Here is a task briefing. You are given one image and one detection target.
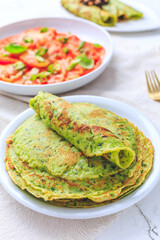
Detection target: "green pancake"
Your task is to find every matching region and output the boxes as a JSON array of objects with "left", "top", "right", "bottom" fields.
[
  {"left": 6, "top": 143, "right": 137, "bottom": 202},
  {"left": 102, "top": 0, "right": 143, "bottom": 21},
  {"left": 12, "top": 114, "right": 121, "bottom": 180},
  {"left": 61, "top": 0, "right": 117, "bottom": 26},
  {"left": 29, "top": 92, "right": 135, "bottom": 169},
  {"left": 5, "top": 94, "right": 153, "bottom": 207},
  {"left": 61, "top": 0, "right": 143, "bottom": 26},
  {"left": 5, "top": 118, "right": 153, "bottom": 206}
]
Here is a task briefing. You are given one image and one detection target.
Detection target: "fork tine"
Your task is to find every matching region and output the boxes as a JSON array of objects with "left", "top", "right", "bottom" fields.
[
  {"left": 145, "top": 71, "right": 152, "bottom": 93},
  {"left": 151, "top": 70, "right": 160, "bottom": 91},
  {"left": 147, "top": 71, "right": 157, "bottom": 92},
  {"left": 152, "top": 70, "right": 160, "bottom": 89}
]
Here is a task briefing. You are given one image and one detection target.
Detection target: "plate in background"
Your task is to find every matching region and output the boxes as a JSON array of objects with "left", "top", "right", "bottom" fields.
[
  {"left": 61, "top": 0, "right": 160, "bottom": 33},
  {"left": 104, "top": 0, "right": 160, "bottom": 32}
]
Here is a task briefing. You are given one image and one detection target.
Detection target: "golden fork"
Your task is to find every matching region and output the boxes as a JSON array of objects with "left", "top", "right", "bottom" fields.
[{"left": 145, "top": 70, "right": 160, "bottom": 101}]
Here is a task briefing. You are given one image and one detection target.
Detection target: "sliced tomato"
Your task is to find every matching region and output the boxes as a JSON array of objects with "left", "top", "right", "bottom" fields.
[
  {"left": 47, "top": 74, "right": 65, "bottom": 84},
  {"left": 20, "top": 50, "right": 50, "bottom": 68},
  {"left": 67, "top": 35, "right": 81, "bottom": 49},
  {"left": 20, "top": 27, "right": 56, "bottom": 48},
  {"left": 66, "top": 62, "right": 84, "bottom": 81},
  {"left": 0, "top": 34, "right": 21, "bottom": 56},
  {"left": 47, "top": 40, "right": 66, "bottom": 61},
  {"left": 0, "top": 64, "right": 24, "bottom": 83},
  {"left": 66, "top": 71, "right": 81, "bottom": 81},
  {"left": 0, "top": 35, "right": 20, "bottom": 48},
  {"left": 0, "top": 56, "right": 18, "bottom": 64}
]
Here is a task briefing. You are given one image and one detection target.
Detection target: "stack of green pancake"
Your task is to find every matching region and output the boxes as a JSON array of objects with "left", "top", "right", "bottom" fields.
[
  {"left": 61, "top": 0, "right": 143, "bottom": 27},
  {"left": 5, "top": 92, "right": 153, "bottom": 208}
]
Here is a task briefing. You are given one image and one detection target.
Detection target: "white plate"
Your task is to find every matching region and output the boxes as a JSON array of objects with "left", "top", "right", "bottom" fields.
[
  {"left": 105, "top": 0, "right": 160, "bottom": 32},
  {"left": 0, "top": 17, "right": 113, "bottom": 96},
  {"left": 61, "top": 0, "right": 160, "bottom": 33},
  {"left": 0, "top": 95, "right": 160, "bottom": 219}
]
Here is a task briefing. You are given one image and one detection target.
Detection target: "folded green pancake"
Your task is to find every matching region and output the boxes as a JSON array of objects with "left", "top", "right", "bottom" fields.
[
  {"left": 61, "top": 0, "right": 117, "bottom": 26},
  {"left": 29, "top": 92, "right": 135, "bottom": 169},
  {"left": 61, "top": 0, "right": 143, "bottom": 26},
  {"left": 12, "top": 114, "right": 121, "bottom": 180},
  {"left": 102, "top": 0, "right": 143, "bottom": 21}
]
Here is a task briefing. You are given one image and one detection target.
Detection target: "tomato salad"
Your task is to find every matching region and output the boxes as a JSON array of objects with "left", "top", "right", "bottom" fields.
[{"left": 0, "top": 27, "right": 105, "bottom": 85}]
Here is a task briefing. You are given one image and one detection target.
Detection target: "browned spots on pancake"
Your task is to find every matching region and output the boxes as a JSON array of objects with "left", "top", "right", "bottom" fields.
[
  {"left": 120, "top": 130, "right": 129, "bottom": 138},
  {"left": 48, "top": 111, "right": 53, "bottom": 119},
  {"left": 58, "top": 111, "right": 71, "bottom": 127},
  {"left": 88, "top": 109, "right": 106, "bottom": 119},
  {"left": 51, "top": 117, "right": 57, "bottom": 126},
  {"left": 43, "top": 101, "right": 53, "bottom": 119},
  {"left": 5, "top": 144, "right": 15, "bottom": 169},
  {"left": 72, "top": 121, "right": 90, "bottom": 133},
  {"left": 45, "top": 128, "right": 52, "bottom": 137},
  {"left": 44, "top": 101, "right": 51, "bottom": 111},
  {"left": 119, "top": 124, "right": 125, "bottom": 127},
  {"left": 63, "top": 178, "right": 88, "bottom": 191},
  {"left": 57, "top": 146, "right": 79, "bottom": 166},
  {"left": 59, "top": 100, "right": 71, "bottom": 110},
  {"left": 6, "top": 135, "right": 13, "bottom": 144},
  {"left": 6, "top": 157, "right": 15, "bottom": 169},
  {"left": 92, "top": 125, "right": 119, "bottom": 139},
  {"left": 64, "top": 179, "right": 80, "bottom": 188}
]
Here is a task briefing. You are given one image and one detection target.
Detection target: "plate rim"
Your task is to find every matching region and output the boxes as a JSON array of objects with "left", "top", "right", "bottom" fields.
[{"left": 0, "top": 95, "right": 160, "bottom": 219}]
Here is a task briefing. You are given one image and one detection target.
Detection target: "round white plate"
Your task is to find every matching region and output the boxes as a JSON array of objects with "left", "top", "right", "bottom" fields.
[
  {"left": 104, "top": 0, "right": 160, "bottom": 33},
  {"left": 0, "top": 17, "right": 113, "bottom": 96},
  {"left": 61, "top": 0, "right": 160, "bottom": 33},
  {"left": 0, "top": 95, "right": 160, "bottom": 219}
]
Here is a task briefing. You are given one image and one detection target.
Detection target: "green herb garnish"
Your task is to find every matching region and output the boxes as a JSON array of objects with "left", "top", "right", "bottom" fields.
[
  {"left": 30, "top": 75, "right": 37, "bottom": 81},
  {"left": 4, "top": 43, "right": 27, "bottom": 54},
  {"left": 47, "top": 63, "right": 61, "bottom": 74},
  {"left": 78, "top": 41, "right": 85, "bottom": 50},
  {"left": 30, "top": 70, "right": 50, "bottom": 81},
  {"left": 67, "top": 54, "right": 94, "bottom": 71},
  {"left": 38, "top": 71, "right": 51, "bottom": 79},
  {"left": 36, "top": 48, "right": 48, "bottom": 56},
  {"left": 62, "top": 47, "right": 69, "bottom": 54},
  {"left": 58, "top": 37, "right": 68, "bottom": 44},
  {"left": 67, "top": 59, "right": 80, "bottom": 71},
  {"left": 38, "top": 71, "right": 51, "bottom": 82},
  {"left": 24, "top": 38, "right": 33, "bottom": 43},
  {"left": 30, "top": 68, "right": 39, "bottom": 81},
  {"left": 48, "top": 64, "right": 54, "bottom": 73},
  {"left": 36, "top": 55, "right": 44, "bottom": 62},
  {"left": 13, "top": 61, "right": 26, "bottom": 70},
  {"left": 40, "top": 27, "right": 48, "bottom": 33},
  {"left": 93, "top": 43, "right": 102, "bottom": 48},
  {"left": 76, "top": 54, "right": 94, "bottom": 69}
]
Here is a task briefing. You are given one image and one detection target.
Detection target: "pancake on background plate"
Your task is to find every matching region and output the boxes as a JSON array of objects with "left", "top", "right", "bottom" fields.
[{"left": 61, "top": 0, "right": 143, "bottom": 26}]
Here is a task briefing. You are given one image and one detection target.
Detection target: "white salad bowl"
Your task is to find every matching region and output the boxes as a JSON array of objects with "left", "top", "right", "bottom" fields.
[{"left": 0, "top": 17, "right": 113, "bottom": 96}]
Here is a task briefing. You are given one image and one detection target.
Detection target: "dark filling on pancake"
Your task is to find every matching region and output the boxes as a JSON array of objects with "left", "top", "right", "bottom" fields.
[{"left": 81, "top": 0, "right": 109, "bottom": 7}]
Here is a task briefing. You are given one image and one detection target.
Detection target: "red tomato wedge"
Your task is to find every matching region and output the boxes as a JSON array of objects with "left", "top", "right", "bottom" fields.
[
  {"left": 0, "top": 27, "right": 105, "bottom": 85},
  {"left": 0, "top": 64, "right": 24, "bottom": 83},
  {"left": 0, "top": 56, "right": 19, "bottom": 64},
  {"left": 20, "top": 50, "right": 50, "bottom": 68}
]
